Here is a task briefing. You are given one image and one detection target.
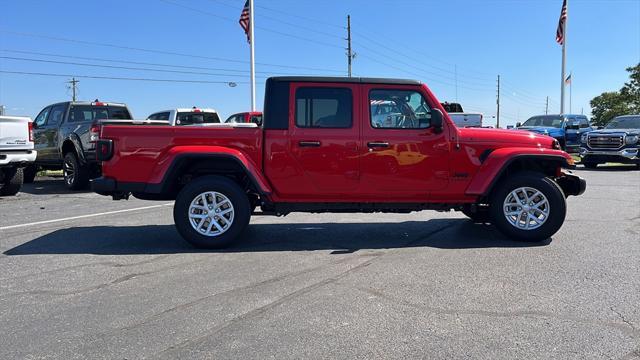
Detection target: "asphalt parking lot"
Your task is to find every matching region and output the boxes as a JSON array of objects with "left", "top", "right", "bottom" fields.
[{"left": 1, "top": 167, "right": 639, "bottom": 359}]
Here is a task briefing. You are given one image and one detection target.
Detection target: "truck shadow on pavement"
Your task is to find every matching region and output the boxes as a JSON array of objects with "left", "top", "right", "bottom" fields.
[
  {"left": 3, "top": 219, "right": 550, "bottom": 256},
  {"left": 20, "top": 178, "right": 93, "bottom": 195}
]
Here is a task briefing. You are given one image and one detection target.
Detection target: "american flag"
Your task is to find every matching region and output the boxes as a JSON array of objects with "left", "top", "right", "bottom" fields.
[
  {"left": 239, "top": 0, "right": 251, "bottom": 43},
  {"left": 556, "top": 0, "right": 567, "bottom": 45}
]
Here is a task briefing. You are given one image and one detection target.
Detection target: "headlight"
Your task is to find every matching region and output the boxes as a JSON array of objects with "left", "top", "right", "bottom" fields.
[
  {"left": 552, "top": 139, "right": 561, "bottom": 150},
  {"left": 581, "top": 133, "right": 588, "bottom": 143},
  {"left": 626, "top": 135, "right": 639, "bottom": 145}
]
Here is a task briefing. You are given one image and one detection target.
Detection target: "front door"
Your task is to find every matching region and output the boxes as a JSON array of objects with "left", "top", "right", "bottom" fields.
[
  {"left": 359, "top": 85, "right": 450, "bottom": 200},
  {"left": 270, "top": 83, "right": 361, "bottom": 200}
]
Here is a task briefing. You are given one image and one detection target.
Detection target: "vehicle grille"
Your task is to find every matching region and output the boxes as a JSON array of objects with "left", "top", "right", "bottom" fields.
[{"left": 588, "top": 135, "right": 623, "bottom": 149}]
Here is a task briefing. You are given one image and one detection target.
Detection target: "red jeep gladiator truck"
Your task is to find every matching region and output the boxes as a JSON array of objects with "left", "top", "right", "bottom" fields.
[{"left": 92, "top": 77, "right": 586, "bottom": 248}]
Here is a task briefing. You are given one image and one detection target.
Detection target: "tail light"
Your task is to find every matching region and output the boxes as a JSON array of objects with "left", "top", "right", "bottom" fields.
[
  {"left": 90, "top": 122, "right": 100, "bottom": 144},
  {"left": 96, "top": 139, "right": 114, "bottom": 161},
  {"left": 28, "top": 122, "right": 34, "bottom": 142}
]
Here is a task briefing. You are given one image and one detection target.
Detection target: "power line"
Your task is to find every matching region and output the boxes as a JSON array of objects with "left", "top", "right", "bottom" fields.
[
  {"left": 0, "top": 70, "right": 253, "bottom": 84},
  {"left": 0, "top": 30, "right": 344, "bottom": 73},
  {"left": 0, "top": 55, "right": 302, "bottom": 79},
  {"left": 0, "top": 49, "right": 319, "bottom": 75},
  {"left": 158, "top": 0, "right": 345, "bottom": 50}
]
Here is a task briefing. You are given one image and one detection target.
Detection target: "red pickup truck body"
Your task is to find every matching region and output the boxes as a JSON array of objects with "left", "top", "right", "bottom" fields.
[{"left": 93, "top": 77, "right": 585, "bottom": 248}]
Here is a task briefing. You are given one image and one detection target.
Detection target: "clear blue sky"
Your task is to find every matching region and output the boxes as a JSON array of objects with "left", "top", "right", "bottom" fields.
[{"left": 1, "top": 0, "right": 639, "bottom": 126}]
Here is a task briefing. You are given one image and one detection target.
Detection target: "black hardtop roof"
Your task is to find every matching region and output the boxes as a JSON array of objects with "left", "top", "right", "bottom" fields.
[{"left": 268, "top": 76, "right": 421, "bottom": 86}]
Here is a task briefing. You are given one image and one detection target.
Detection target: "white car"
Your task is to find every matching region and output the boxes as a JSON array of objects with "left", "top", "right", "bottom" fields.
[
  {"left": 146, "top": 107, "right": 221, "bottom": 126},
  {"left": 0, "top": 116, "right": 37, "bottom": 196},
  {"left": 448, "top": 112, "right": 483, "bottom": 128}
]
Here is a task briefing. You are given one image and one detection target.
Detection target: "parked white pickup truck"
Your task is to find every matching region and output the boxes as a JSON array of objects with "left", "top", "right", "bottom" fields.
[
  {"left": 448, "top": 112, "right": 483, "bottom": 128},
  {"left": 0, "top": 116, "right": 36, "bottom": 196},
  {"left": 146, "top": 107, "right": 221, "bottom": 126}
]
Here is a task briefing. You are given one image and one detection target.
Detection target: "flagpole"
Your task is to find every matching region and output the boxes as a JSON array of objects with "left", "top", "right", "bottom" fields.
[
  {"left": 249, "top": 0, "right": 256, "bottom": 111},
  {"left": 560, "top": 0, "right": 567, "bottom": 114},
  {"left": 569, "top": 74, "right": 572, "bottom": 113}
]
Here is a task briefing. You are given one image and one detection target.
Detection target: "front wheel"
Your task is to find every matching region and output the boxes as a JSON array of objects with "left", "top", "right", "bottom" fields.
[
  {"left": 22, "top": 165, "right": 37, "bottom": 184},
  {"left": 489, "top": 173, "right": 566, "bottom": 242},
  {"left": 173, "top": 175, "right": 251, "bottom": 249}
]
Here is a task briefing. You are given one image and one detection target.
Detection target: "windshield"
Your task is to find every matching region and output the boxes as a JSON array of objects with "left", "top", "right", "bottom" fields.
[
  {"left": 521, "top": 115, "right": 564, "bottom": 128},
  {"left": 176, "top": 112, "right": 220, "bottom": 125},
  {"left": 605, "top": 116, "right": 640, "bottom": 129}
]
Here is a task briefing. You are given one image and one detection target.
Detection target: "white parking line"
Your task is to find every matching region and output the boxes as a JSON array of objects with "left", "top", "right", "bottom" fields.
[{"left": 0, "top": 203, "right": 173, "bottom": 231}]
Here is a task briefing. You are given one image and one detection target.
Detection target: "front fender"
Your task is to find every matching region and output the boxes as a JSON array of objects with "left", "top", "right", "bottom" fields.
[
  {"left": 465, "top": 147, "right": 574, "bottom": 197},
  {"left": 150, "top": 145, "right": 272, "bottom": 195}
]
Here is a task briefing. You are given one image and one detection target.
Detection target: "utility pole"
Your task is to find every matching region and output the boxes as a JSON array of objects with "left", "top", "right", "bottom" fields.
[
  {"left": 545, "top": 96, "right": 549, "bottom": 115},
  {"left": 67, "top": 77, "right": 79, "bottom": 102},
  {"left": 346, "top": 15, "right": 353, "bottom": 77},
  {"left": 496, "top": 75, "right": 500, "bottom": 129}
]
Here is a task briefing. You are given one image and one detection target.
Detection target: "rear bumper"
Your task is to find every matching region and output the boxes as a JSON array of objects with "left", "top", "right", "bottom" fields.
[
  {"left": 0, "top": 150, "right": 37, "bottom": 167},
  {"left": 91, "top": 176, "right": 145, "bottom": 197},
  {"left": 555, "top": 171, "right": 587, "bottom": 197}
]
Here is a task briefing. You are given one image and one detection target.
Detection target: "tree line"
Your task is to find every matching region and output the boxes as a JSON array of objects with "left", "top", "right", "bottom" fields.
[{"left": 590, "top": 63, "right": 640, "bottom": 126}]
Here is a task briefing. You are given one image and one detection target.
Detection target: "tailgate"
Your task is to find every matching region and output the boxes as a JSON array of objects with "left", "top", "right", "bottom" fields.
[{"left": 0, "top": 116, "right": 33, "bottom": 150}]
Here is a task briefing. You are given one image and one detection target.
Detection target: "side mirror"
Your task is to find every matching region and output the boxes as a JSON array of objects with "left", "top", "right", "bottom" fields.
[
  {"left": 516, "top": 122, "right": 522, "bottom": 128},
  {"left": 431, "top": 109, "right": 443, "bottom": 133}
]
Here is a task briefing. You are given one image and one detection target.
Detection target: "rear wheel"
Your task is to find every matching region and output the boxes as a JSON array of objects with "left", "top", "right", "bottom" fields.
[
  {"left": 63, "top": 152, "right": 89, "bottom": 190},
  {"left": 0, "top": 167, "right": 24, "bottom": 196},
  {"left": 22, "top": 165, "right": 37, "bottom": 184},
  {"left": 174, "top": 175, "right": 251, "bottom": 249},
  {"left": 489, "top": 172, "right": 566, "bottom": 242}
]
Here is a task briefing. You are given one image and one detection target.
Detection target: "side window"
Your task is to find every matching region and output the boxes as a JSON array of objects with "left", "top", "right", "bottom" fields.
[
  {"left": 47, "top": 105, "right": 67, "bottom": 126},
  {"left": 369, "top": 89, "right": 431, "bottom": 129},
  {"left": 34, "top": 107, "right": 51, "bottom": 127},
  {"left": 580, "top": 118, "right": 590, "bottom": 128},
  {"left": 295, "top": 87, "right": 352, "bottom": 128}
]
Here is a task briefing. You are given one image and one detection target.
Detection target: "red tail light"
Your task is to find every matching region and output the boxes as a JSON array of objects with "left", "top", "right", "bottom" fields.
[
  {"left": 90, "top": 122, "right": 100, "bottom": 144},
  {"left": 28, "top": 122, "right": 34, "bottom": 142}
]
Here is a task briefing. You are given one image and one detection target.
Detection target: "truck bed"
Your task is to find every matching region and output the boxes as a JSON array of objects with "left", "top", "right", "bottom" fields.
[{"left": 100, "top": 124, "right": 263, "bottom": 184}]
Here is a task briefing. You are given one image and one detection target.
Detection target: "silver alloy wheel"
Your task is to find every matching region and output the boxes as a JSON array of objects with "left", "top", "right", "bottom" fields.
[
  {"left": 188, "top": 191, "right": 235, "bottom": 237},
  {"left": 503, "top": 186, "right": 550, "bottom": 230},
  {"left": 63, "top": 158, "right": 75, "bottom": 185}
]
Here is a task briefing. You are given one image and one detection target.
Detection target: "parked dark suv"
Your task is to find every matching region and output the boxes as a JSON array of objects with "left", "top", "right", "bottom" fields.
[{"left": 25, "top": 100, "right": 133, "bottom": 189}]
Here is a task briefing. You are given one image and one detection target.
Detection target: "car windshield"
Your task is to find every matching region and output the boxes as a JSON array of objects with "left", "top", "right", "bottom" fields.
[
  {"left": 605, "top": 116, "right": 640, "bottom": 129},
  {"left": 521, "top": 116, "right": 564, "bottom": 128},
  {"left": 176, "top": 112, "right": 220, "bottom": 125}
]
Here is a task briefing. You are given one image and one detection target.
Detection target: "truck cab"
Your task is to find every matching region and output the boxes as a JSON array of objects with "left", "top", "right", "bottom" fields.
[{"left": 93, "top": 77, "right": 586, "bottom": 248}]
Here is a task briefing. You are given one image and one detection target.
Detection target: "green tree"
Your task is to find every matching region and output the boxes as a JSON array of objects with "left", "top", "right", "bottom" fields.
[{"left": 590, "top": 63, "right": 640, "bottom": 126}]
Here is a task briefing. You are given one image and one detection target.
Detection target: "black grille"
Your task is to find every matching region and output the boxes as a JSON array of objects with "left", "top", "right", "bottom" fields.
[{"left": 588, "top": 135, "right": 623, "bottom": 149}]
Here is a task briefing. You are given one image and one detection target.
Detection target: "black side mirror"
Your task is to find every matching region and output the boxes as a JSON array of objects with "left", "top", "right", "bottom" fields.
[
  {"left": 431, "top": 109, "right": 443, "bottom": 133},
  {"left": 516, "top": 122, "right": 522, "bottom": 128}
]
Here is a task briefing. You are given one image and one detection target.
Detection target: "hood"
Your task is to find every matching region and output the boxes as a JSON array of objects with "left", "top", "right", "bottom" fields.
[
  {"left": 517, "top": 126, "right": 564, "bottom": 135},
  {"left": 588, "top": 128, "right": 640, "bottom": 136},
  {"left": 458, "top": 127, "right": 555, "bottom": 148}
]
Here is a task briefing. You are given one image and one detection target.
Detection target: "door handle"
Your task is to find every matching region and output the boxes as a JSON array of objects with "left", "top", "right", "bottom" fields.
[
  {"left": 367, "top": 141, "right": 390, "bottom": 148},
  {"left": 298, "top": 141, "right": 321, "bottom": 147}
]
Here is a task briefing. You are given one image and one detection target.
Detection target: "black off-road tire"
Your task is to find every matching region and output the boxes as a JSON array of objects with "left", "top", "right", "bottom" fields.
[
  {"left": 489, "top": 172, "right": 566, "bottom": 242},
  {"left": 174, "top": 175, "right": 251, "bottom": 249},
  {"left": 63, "top": 152, "right": 89, "bottom": 190},
  {"left": 0, "top": 167, "right": 24, "bottom": 196},
  {"left": 22, "top": 165, "right": 37, "bottom": 184}
]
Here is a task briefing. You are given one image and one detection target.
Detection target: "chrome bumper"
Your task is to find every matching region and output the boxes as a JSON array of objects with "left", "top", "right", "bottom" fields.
[{"left": 579, "top": 147, "right": 639, "bottom": 159}]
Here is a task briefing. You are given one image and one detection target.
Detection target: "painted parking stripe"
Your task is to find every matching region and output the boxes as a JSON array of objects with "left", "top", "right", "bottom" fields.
[{"left": 0, "top": 203, "right": 173, "bottom": 231}]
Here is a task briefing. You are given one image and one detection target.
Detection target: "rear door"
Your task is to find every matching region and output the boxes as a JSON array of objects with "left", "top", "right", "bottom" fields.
[
  {"left": 359, "top": 85, "right": 450, "bottom": 199},
  {"left": 277, "top": 82, "right": 361, "bottom": 199}
]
